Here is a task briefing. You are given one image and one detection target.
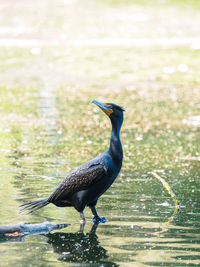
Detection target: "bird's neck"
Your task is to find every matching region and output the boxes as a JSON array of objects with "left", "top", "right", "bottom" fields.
[{"left": 109, "top": 120, "right": 123, "bottom": 163}]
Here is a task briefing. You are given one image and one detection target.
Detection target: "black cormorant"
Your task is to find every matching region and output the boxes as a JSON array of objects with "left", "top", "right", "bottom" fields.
[{"left": 21, "top": 100, "right": 124, "bottom": 223}]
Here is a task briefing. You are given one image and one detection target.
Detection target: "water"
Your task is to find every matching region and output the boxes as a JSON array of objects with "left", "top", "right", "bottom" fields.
[
  {"left": 0, "top": 88, "right": 199, "bottom": 266},
  {"left": 0, "top": 0, "right": 200, "bottom": 266}
]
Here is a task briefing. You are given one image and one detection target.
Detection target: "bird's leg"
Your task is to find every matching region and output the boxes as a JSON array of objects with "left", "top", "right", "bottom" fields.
[
  {"left": 90, "top": 221, "right": 100, "bottom": 234},
  {"left": 79, "top": 222, "right": 86, "bottom": 233},
  {"left": 90, "top": 206, "right": 107, "bottom": 223},
  {"left": 80, "top": 211, "right": 86, "bottom": 224}
]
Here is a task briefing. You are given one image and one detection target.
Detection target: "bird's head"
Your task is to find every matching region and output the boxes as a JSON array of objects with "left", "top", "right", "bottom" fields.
[{"left": 92, "top": 100, "right": 125, "bottom": 125}]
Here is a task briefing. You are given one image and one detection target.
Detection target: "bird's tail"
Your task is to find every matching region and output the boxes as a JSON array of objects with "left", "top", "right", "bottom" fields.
[{"left": 20, "top": 198, "right": 49, "bottom": 213}]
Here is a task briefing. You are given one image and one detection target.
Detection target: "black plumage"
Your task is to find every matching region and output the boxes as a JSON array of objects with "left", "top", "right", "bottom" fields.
[{"left": 21, "top": 100, "right": 124, "bottom": 223}]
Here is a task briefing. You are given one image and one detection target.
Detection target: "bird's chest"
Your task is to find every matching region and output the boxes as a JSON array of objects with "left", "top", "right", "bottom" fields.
[
  {"left": 79, "top": 158, "right": 122, "bottom": 204},
  {"left": 107, "top": 156, "right": 122, "bottom": 176}
]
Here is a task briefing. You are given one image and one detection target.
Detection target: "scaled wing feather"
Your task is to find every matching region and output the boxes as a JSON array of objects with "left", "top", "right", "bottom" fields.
[{"left": 49, "top": 163, "right": 107, "bottom": 201}]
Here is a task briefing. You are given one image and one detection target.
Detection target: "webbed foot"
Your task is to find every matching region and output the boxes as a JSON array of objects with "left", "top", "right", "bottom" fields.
[{"left": 92, "top": 216, "right": 107, "bottom": 223}]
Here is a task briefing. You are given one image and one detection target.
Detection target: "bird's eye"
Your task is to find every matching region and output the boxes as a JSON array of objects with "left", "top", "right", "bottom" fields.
[{"left": 106, "top": 104, "right": 112, "bottom": 109}]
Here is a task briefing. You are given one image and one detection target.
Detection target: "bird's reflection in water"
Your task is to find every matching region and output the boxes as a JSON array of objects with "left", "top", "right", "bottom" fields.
[{"left": 46, "top": 223, "right": 118, "bottom": 266}]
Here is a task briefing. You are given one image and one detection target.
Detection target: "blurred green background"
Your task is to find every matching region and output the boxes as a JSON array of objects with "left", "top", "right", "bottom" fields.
[{"left": 0, "top": 0, "right": 199, "bottom": 266}]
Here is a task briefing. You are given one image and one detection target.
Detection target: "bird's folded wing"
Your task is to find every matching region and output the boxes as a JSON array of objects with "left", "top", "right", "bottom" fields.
[{"left": 49, "top": 163, "right": 107, "bottom": 201}]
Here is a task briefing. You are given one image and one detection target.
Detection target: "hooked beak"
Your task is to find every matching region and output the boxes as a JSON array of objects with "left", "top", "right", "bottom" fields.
[{"left": 92, "top": 100, "right": 113, "bottom": 116}]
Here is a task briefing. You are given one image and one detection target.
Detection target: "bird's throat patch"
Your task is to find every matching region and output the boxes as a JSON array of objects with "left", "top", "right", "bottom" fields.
[
  {"left": 102, "top": 104, "right": 113, "bottom": 116},
  {"left": 104, "top": 108, "right": 114, "bottom": 116}
]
